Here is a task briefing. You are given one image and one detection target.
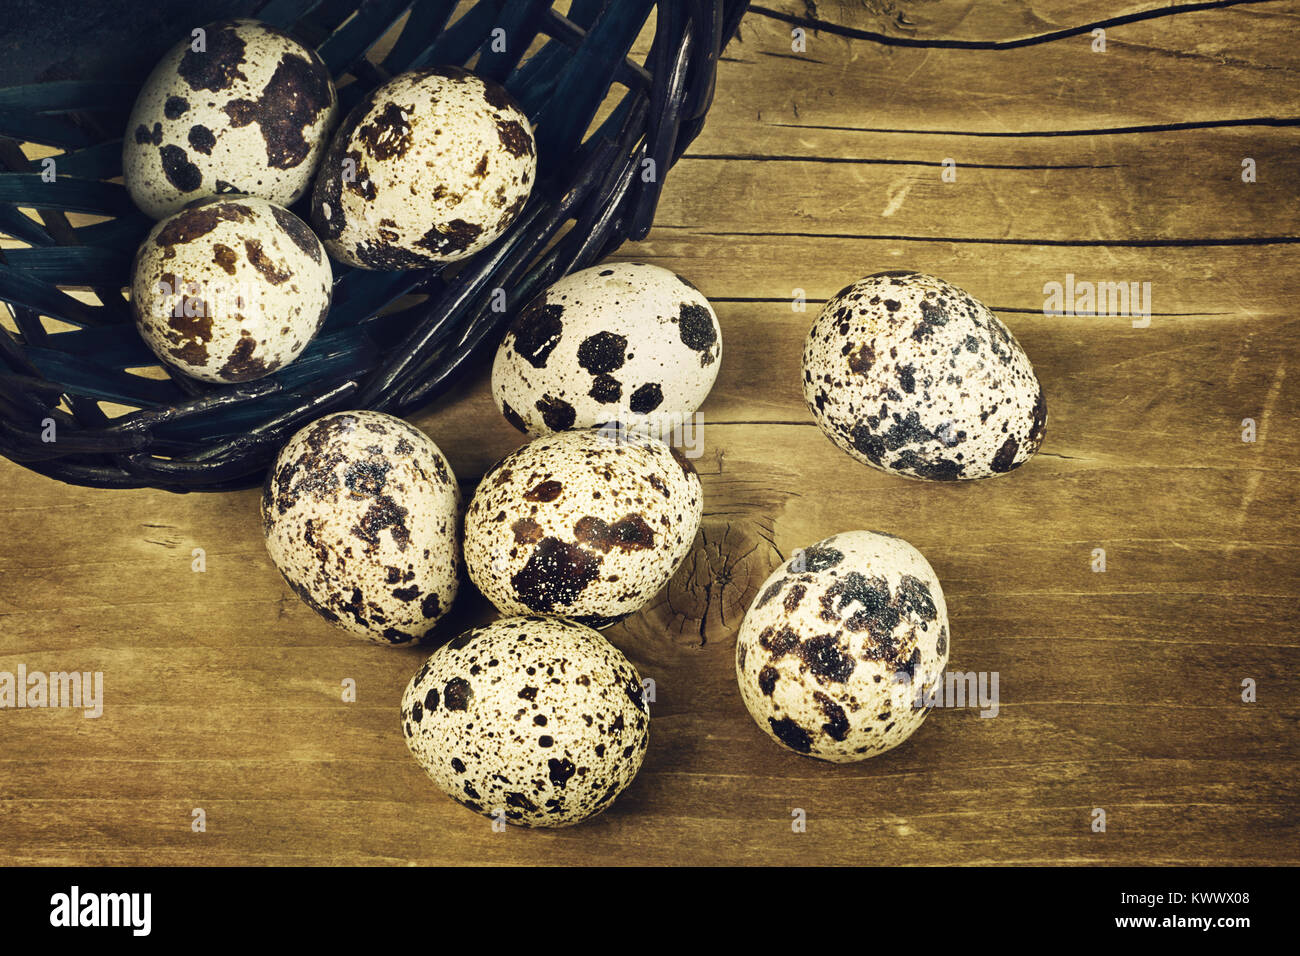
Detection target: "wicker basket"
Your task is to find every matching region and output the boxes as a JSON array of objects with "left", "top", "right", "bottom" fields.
[{"left": 0, "top": 0, "right": 746, "bottom": 491}]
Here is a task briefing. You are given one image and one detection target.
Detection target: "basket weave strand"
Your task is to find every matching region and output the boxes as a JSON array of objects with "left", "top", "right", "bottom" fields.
[{"left": 0, "top": 0, "right": 748, "bottom": 491}]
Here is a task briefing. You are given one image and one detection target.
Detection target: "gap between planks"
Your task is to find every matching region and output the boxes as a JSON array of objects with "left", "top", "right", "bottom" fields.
[{"left": 746, "top": 0, "right": 1284, "bottom": 51}]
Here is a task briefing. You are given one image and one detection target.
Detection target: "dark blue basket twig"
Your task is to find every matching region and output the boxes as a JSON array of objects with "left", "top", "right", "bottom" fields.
[{"left": 0, "top": 0, "right": 747, "bottom": 491}]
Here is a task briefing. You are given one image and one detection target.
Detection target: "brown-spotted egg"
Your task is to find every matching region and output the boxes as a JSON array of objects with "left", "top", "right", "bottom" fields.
[
  {"left": 735, "top": 531, "right": 949, "bottom": 762},
  {"left": 123, "top": 18, "right": 337, "bottom": 219},
  {"left": 491, "top": 262, "right": 722, "bottom": 436},
  {"left": 310, "top": 66, "right": 535, "bottom": 270},
  {"left": 463, "top": 429, "right": 702, "bottom": 627},
  {"left": 130, "top": 195, "right": 330, "bottom": 382},
  {"left": 803, "top": 272, "right": 1047, "bottom": 480},
  {"left": 401, "top": 616, "right": 650, "bottom": 827},
  {"left": 262, "top": 411, "right": 461, "bottom": 644}
]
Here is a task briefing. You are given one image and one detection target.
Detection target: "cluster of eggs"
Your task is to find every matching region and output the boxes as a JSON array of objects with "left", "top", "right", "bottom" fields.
[
  {"left": 124, "top": 19, "right": 536, "bottom": 383},
  {"left": 254, "top": 260, "right": 1047, "bottom": 824},
  {"left": 122, "top": 19, "right": 1051, "bottom": 829},
  {"left": 260, "top": 412, "right": 704, "bottom": 827},
  {"left": 259, "top": 263, "right": 721, "bottom": 826}
]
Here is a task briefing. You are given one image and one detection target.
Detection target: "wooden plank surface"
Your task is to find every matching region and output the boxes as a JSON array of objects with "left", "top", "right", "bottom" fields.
[{"left": 1, "top": 1, "right": 1298, "bottom": 865}]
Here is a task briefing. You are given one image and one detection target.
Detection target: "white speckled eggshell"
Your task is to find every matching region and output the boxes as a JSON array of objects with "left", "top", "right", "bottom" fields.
[
  {"left": 401, "top": 616, "right": 650, "bottom": 827},
  {"left": 130, "top": 196, "right": 331, "bottom": 383},
  {"left": 463, "top": 429, "right": 702, "bottom": 626},
  {"left": 310, "top": 66, "right": 535, "bottom": 270},
  {"left": 261, "top": 411, "right": 461, "bottom": 644},
  {"left": 491, "top": 262, "right": 722, "bottom": 436},
  {"left": 123, "top": 18, "right": 337, "bottom": 219},
  {"left": 802, "top": 271, "right": 1047, "bottom": 480},
  {"left": 735, "top": 530, "right": 949, "bottom": 762}
]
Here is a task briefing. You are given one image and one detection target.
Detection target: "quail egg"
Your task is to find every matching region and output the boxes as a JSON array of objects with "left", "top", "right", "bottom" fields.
[
  {"left": 131, "top": 195, "right": 330, "bottom": 382},
  {"left": 803, "top": 271, "right": 1047, "bottom": 480},
  {"left": 401, "top": 616, "right": 650, "bottom": 827},
  {"left": 123, "top": 18, "right": 337, "bottom": 219},
  {"left": 463, "top": 428, "right": 702, "bottom": 626},
  {"left": 262, "top": 410, "right": 461, "bottom": 644},
  {"left": 735, "top": 530, "right": 949, "bottom": 762},
  {"left": 310, "top": 66, "right": 535, "bottom": 270},
  {"left": 491, "top": 262, "right": 722, "bottom": 436}
]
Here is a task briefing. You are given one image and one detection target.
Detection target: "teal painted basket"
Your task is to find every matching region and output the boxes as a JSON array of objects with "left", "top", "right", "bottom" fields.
[{"left": 0, "top": 0, "right": 747, "bottom": 491}]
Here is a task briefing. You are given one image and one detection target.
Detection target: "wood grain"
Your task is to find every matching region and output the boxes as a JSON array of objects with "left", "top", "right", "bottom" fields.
[{"left": 1, "top": 1, "right": 1297, "bottom": 865}]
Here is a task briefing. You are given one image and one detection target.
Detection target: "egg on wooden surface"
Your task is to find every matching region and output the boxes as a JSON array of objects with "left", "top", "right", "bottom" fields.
[
  {"left": 261, "top": 411, "right": 461, "bottom": 644},
  {"left": 463, "top": 429, "right": 702, "bottom": 627},
  {"left": 491, "top": 262, "right": 722, "bottom": 436},
  {"left": 130, "top": 195, "right": 331, "bottom": 382},
  {"left": 123, "top": 18, "right": 337, "bottom": 219},
  {"left": 401, "top": 616, "right": 650, "bottom": 827},
  {"left": 735, "top": 531, "right": 949, "bottom": 762},
  {"left": 310, "top": 66, "right": 535, "bottom": 270},
  {"left": 802, "top": 271, "right": 1047, "bottom": 480}
]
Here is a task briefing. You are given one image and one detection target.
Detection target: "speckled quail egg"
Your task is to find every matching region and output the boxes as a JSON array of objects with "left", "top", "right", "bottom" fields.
[
  {"left": 123, "top": 18, "right": 337, "bottom": 219},
  {"left": 735, "top": 530, "right": 949, "bottom": 762},
  {"left": 261, "top": 410, "right": 461, "bottom": 644},
  {"left": 803, "top": 271, "right": 1047, "bottom": 480},
  {"left": 310, "top": 66, "right": 535, "bottom": 270},
  {"left": 401, "top": 616, "right": 650, "bottom": 827},
  {"left": 463, "top": 428, "right": 702, "bottom": 627},
  {"left": 130, "top": 195, "right": 331, "bottom": 382},
  {"left": 491, "top": 262, "right": 723, "bottom": 436}
]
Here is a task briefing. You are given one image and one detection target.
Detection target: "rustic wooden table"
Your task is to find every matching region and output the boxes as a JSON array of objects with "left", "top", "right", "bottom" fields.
[{"left": 2, "top": 1, "right": 1297, "bottom": 866}]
